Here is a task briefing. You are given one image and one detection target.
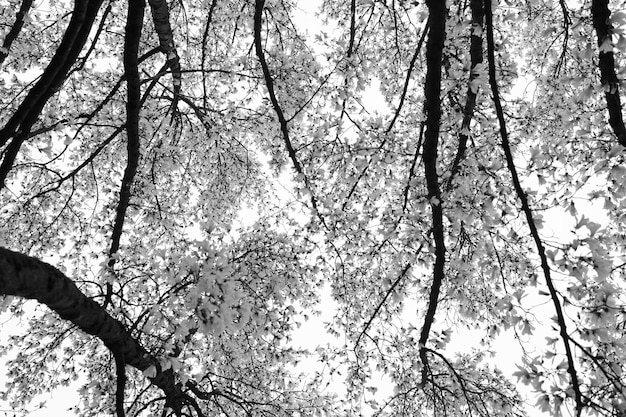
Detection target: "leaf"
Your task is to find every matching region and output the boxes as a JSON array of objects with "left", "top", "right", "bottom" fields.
[{"left": 143, "top": 365, "right": 157, "bottom": 378}]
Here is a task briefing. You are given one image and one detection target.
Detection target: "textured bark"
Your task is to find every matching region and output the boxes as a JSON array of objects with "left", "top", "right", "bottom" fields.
[
  {"left": 0, "top": 247, "right": 186, "bottom": 412},
  {"left": 147, "top": 0, "right": 181, "bottom": 94},
  {"left": 418, "top": 0, "right": 447, "bottom": 387},
  {"left": 591, "top": 0, "right": 626, "bottom": 147}
]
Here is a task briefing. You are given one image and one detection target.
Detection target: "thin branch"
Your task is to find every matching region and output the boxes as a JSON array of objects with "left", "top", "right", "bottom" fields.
[
  {"left": 386, "top": 17, "right": 430, "bottom": 134},
  {"left": 554, "top": 0, "right": 570, "bottom": 74},
  {"left": 402, "top": 122, "right": 425, "bottom": 212},
  {"left": 200, "top": 0, "right": 218, "bottom": 109},
  {"left": 355, "top": 262, "right": 413, "bottom": 347},
  {"left": 484, "top": 1, "right": 583, "bottom": 414},
  {"left": 253, "top": 0, "right": 301, "bottom": 175},
  {"left": 340, "top": 18, "right": 429, "bottom": 210},
  {"left": 253, "top": 0, "right": 325, "bottom": 225}
]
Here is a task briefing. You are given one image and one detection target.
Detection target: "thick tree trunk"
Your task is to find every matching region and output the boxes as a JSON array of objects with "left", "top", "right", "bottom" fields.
[
  {"left": 418, "top": 0, "right": 447, "bottom": 387},
  {"left": 591, "top": 0, "right": 626, "bottom": 147},
  {"left": 0, "top": 247, "right": 186, "bottom": 412}
]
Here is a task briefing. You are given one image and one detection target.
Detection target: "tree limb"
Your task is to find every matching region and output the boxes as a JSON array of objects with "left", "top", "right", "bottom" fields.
[
  {"left": 0, "top": 247, "right": 188, "bottom": 413},
  {"left": 446, "top": 0, "right": 484, "bottom": 190},
  {"left": 0, "top": 0, "right": 105, "bottom": 187},
  {"left": 0, "top": 0, "right": 34, "bottom": 65},
  {"left": 418, "top": 0, "right": 447, "bottom": 388},
  {"left": 114, "top": 349, "right": 127, "bottom": 417},
  {"left": 484, "top": 1, "right": 583, "bottom": 414},
  {"left": 591, "top": 0, "right": 626, "bottom": 147},
  {"left": 147, "top": 0, "right": 182, "bottom": 108},
  {"left": 253, "top": 0, "right": 325, "bottom": 224},
  {"left": 104, "top": 0, "right": 145, "bottom": 308}
]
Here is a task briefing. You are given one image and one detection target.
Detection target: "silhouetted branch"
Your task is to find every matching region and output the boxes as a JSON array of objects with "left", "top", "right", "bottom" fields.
[
  {"left": 0, "top": 0, "right": 105, "bottom": 187},
  {"left": 356, "top": 262, "right": 413, "bottom": 347},
  {"left": 0, "top": 247, "right": 188, "bottom": 414},
  {"left": 253, "top": 0, "right": 326, "bottom": 224},
  {"left": 104, "top": 0, "right": 145, "bottom": 308},
  {"left": 591, "top": 0, "right": 626, "bottom": 146},
  {"left": 386, "top": 17, "right": 429, "bottom": 134},
  {"left": 418, "top": 0, "right": 447, "bottom": 388},
  {"left": 0, "top": 0, "right": 34, "bottom": 65},
  {"left": 484, "top": 1, "right": 583, "bottom": 414},
  {"left": 341, "top": 17, "right": 429, "bottom": 210},
  {"left": 446, "top": 0, "right": 484, "bottom": 190}
]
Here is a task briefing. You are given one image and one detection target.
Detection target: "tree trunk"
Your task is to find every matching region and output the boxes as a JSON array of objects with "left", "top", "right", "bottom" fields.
[{"left": 0, "top": 247, "right": 186, "bottom": 412}]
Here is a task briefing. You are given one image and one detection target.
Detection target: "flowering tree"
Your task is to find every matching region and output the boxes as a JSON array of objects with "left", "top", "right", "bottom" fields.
[{"left": 1, "top": 0, "right": 625, "bottom": 416}]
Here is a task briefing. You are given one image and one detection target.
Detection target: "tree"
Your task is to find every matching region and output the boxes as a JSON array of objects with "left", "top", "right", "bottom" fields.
[{"left": 1, "top": 0, "right": 625, "bottom": 415}]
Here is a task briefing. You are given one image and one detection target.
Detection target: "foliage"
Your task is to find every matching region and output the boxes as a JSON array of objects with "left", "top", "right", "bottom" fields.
[{"left": 1, "top": 0, "right": 626, "bottom": 416}]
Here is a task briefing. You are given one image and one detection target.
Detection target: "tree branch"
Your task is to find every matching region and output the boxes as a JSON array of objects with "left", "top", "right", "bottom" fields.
[
  {"left": 253, "top": 0, "right": 325, "bottom": 224},
  {"left": 591, "top": 0, "right": 626, "bottom": 147},
  {"left": 114, "top": 349, "right": 127, "bottom": 417},
  {"left": 418, "top": 0, "right": 447, "bottom": 388},
  {"left": 0, "top": 247, "right": 188, "bottom": 413},
  {"left": 446, "top": 0, "right": 483, "bottom": 190},
  {"left": 147, "top": 0, "right": 182, "bottom": 109},
  {"left": 355, "top": 262, "right": 413, "bottom": 347},
  {"left": 0, "top": 0, "right": 105, "bottom": 188},
  {"left": 484, "top": 1, "right": 583, "bottom": 414},
  {"left": 103, "top": 0, "right": 145, "bottom": 308},
  {"left": 0, "top": 0, "right": 34, "bottom": 65}
]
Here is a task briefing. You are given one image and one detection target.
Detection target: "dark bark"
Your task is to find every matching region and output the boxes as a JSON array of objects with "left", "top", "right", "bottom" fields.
[
  {"left": 0, "top": 0, "right": 105, "bottom": 188},
  {"left": 0, "top": 0, "right": 34, "bottom": 65},
  {"left": 0, "top": 247, "right": 187, "bottom": 412},
  {"left": 447, "top": 0, "right": 484, "bottom": 190},
  {"left": 418, "top": 0, "right": 447, "bottom": 387},
  {"left": 591, "top": 0, "right": 626, "bottom": 147},
  {"left": 253, "top": 0, "right": 301, "bottom": 175},
  {"left": 147, "top": 0, "right": 182, "bottom": 99},
  {"left": 484, "top": 1, "right": 583, "bottom": 415},
  {"left": 114, "top": 351, "right": 127, "bottom": 417},
  {"left": 253, "top": 0, "right": 325, "bottom": 225},
  {"left": 386, "top": 18, "right": 430, "bottom": 134},
  {"left": 104, "top": 0, "right": 145, "bottom": 307}
]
